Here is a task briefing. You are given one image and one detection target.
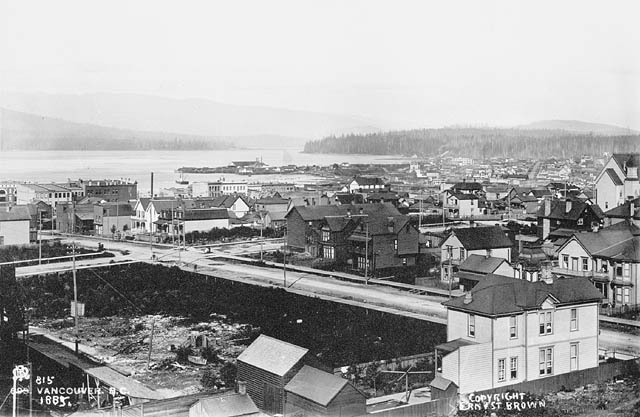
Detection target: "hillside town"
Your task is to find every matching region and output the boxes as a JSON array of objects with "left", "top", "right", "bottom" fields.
[{"left": 1, "top": 152, "right": 639, "bottom": 417}]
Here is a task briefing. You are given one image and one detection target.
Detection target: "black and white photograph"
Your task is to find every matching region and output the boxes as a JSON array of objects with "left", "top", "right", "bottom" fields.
[{"left": 1, "top": 1, "right": 639, "bottom": 416}]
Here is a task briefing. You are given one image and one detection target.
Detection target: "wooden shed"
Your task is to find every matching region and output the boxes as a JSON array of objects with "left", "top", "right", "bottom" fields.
[
  {"left": 429, "top": 374, "right": 458, "bottom": 400},
  {"left": 236, "top": 335, "right": 309, "bottom": 415},
  {"left": 284, "top": 366, "right": 366, "bottom": 417}
]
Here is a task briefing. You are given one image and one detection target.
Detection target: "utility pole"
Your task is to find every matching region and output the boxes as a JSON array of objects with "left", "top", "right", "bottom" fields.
[
  {"left": 147, "top": 317, "right": 156, "bottom": 369},
  {"left": 447, "top": 245, "right": 453, "bottom": 299},
  {"left": 364, "top": 219, "right": 369, "bottom": 285},
  {"left": 283, "top": 232, "right": 287, "bottom": 288},
  {"left": 73, "top": 242, "right": 79, "bottom": 355},
  {"left": 38, "top": 212, "right": 42, "bottom": 265}
]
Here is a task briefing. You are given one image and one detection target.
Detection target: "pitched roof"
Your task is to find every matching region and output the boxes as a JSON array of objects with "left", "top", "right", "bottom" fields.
[
  {"left": 604, "top": 198, "right": 640, "bottom": 219},
  {"left": 452, "top": 182, "right": 483, "bottom": 191},
  {"left": 537, "top": 199, "right": 604, "bottom": 221},
  {"left": 459, "top": 255, "right": 509, "bottom": 274},
  {"left": 183, "top": 208, "right": 229, "bottom": 220},
  {"left": 448, "top": 226, "right": 512, "bottom": 250},
  {"left": 288, "top": 203, "right": 400, "bottom": 221},
  {"left": 285, "top": 366, "right": 357, "bottom": 407},
  {"left": 604, "top": 168, "right": 623, "bottom": 186},
  {"left": 237, "top": 335, "right": 308, "bottom": 376},
  {"left": 449, "top": 192, "right": 479, "bottom": 200},
  {"left": 197, "top": 393, "right": 260, "bottom": 417},
  {"left": 135, "top": 198, "right": 151, "bottom": 211},
  {"left": 612, "top": 153, "right": 640, "bottom": 171},
  {"left": 571, "top": 221, "right": 640, "bottom": 262},
  {"left": 84, "top": 366, "right": 164, "bottom": 400},
  {"left": 444, "top": 275, "right": 604, "bottom": 316},
  {"left": 0, "top": 206, "right": 31, "bottom": 221},
  {"left": 352, "top": 176, "right": 385, "bottom": 186},
  {"left": 430, "top": 375, "right": 457, "bottom": 391}
]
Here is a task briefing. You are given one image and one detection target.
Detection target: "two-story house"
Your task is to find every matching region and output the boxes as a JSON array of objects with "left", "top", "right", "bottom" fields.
[
  {"left": 537, "top": 198, "right": 604, "bottom": 239},
  {"left": 554, "top": 220, "right": 639, "bottom": 307},
  {"left": 595, "top": 153, "right": 640, "bottom": 212},
  {"left": 440, "top": 226, "right": 512, "bottom": 282},
  {"left": 443, "top": 191, "right": 483, "bottom": 218},
  {"left": 131, "top": 198, "right": 151, "bottom": 234},
  {"left": 435, "top": 275, "right": 603, "bottom": 394}
]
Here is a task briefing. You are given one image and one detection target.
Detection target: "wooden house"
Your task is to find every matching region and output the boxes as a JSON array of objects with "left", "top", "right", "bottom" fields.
[
  {"left": 236, "top": 335, "right": 309, "bottom": 415},
  {"left": 284, "top": 366, "right": 366, "bottom": 417}
]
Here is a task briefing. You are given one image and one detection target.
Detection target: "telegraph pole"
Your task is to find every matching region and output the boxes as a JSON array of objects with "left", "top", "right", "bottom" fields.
[
  {"left": 73, "top": 242, "right": 79, "bottom": 354},
  {"left": 364, "top": 220, "right": 369, "bottom": 285},
  {"left": 283, "top": 232, "right": 287, "bottom": 287}
]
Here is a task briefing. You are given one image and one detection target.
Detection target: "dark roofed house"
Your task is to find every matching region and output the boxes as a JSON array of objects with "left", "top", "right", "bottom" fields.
[
  {"left": 435, "top": 274, "right": 603, "bottom": 393},
  {"left": 236, "top": 335, "right": 310, "bottom": 415},
  {"left": 457, "top": 254, "right": 514, "bottom": 291},
  {"left": 440, "top": 226, "right": 512, "bottom": 282},
  {"left": 537, "top": 198, "right": 604, "bottom": 239},
  {"left": 347, "top": 176, "right": 389, "bottom": 194},
  {"left": 284, "top": 366, "right": 366, "bottom": 417}
]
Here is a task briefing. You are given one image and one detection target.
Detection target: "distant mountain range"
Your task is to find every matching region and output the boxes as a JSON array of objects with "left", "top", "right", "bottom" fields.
[
  {"left": 0, "top": 108, "right": 232, "bottom": 151},
  {"left": 516, "top": 120, "right": 638, "bottom": 136},
  {"left": 0, "top": 92, "right": 380, "bottom": 149}
]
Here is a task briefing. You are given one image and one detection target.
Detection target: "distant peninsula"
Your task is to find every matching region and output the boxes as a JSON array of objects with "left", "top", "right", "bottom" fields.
[
  {"left": 303, "top": 123, "right": 640, "bottom": 159},
  {"left": 0, "top": 108, "right": 233, "bottom": 151}
]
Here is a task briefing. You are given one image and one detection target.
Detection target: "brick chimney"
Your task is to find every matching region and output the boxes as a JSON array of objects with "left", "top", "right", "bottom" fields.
[{"left": 387, "top": 216, "right": 395, "bottom": 233}]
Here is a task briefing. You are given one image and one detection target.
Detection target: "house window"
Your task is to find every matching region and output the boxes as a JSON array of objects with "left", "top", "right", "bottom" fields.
[
  {"left": 616, "top": 287, "right": 622, "bottom": 303},
  {"left": 357, "top": 256, "right": 369, "bottom": 270},
  {"left": 468, "top": 314, "right": 475, "bottom": 337},
  {"left": 322, "top": 230, "right": 330, "bottom": 242},
  {"left": 570, "top": 343, "right": 579, "bottom": 371},
  {"left": 402, "top": 258, "right": 407, "bottom": 265},
  {"left": 562, "top": 255, "right": 569, "bottom": 269},
  {"left": 570, "top": 308, "right": 578, "bottom": 331},
  {"left": 624, "top": 288, "right": 630, "bottom": 305},
  {"left": 460, "top": 248, "right": 466, "bottom": 260},
  {"left": 615, "top": 264, "right": 623, "bottom": 277},
  {"left": 577, "top": 218, "right": 584, "bottom": 226},
  {"left": 509, "top": 316, "right": 517, "bottom": 338},
  {"left": 510, "top": 357, "right": 518, "bottom": 379},
  {"left": 394, "top": 239, "right": 398, "bottom": 252},
  {"left": 498, "top": 359, "right": 506, "bottom": 382},
  {"left": 623, "top": 263, "right": 630, "bottom": 277},
  {"left": 581, "top": 257, "right": 589, "bottom": 271},
  {"left": 323, "top": 246, "right": 335, "bottom": 259},
  {"left": 539, "top": 347, "right": 553, "bottom": 375},
  {"left": 539, "top": 311, "right": 553, "bottom": 335}
]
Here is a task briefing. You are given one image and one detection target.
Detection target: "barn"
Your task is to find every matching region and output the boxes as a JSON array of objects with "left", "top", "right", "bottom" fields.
[{"left": 236, "top": 335, "right": 309, "bottom": 415}]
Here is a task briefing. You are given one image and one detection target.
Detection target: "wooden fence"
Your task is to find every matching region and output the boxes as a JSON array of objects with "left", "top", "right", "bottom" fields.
[
  {"left": 474, "top": 358, "right": 639, "bottom": 397},
  {"left": 364, "top": 396, "right": 456, "bottom": 417}
]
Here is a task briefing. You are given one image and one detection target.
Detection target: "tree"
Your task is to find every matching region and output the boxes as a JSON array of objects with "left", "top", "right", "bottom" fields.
[
  {"left": 110, "top": 224, "right": 117, "bottom": 236},
  {"left": 0, "top": 265, "right": 25, "bottom": 343}
]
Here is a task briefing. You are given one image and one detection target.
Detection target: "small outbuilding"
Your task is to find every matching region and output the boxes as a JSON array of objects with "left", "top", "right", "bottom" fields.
[
  {"left": 236, "top": 335, "right": 309, "bottom": 415},
  {"left": 284, "top": 366, "right": 366, "bottom": 417}
]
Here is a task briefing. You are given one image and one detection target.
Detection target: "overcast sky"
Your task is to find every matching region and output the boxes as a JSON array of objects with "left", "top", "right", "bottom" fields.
[{"left": 1, "top": 0, "right": 639, "bottom": 130}]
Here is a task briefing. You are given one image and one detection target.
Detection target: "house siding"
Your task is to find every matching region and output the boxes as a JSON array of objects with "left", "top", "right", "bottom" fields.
[
  {"left": 458, "top": 343, "right": 493, "bottom": 393},
  {"left": 0, "top": 219, "right": 30, "bottom": 245}
]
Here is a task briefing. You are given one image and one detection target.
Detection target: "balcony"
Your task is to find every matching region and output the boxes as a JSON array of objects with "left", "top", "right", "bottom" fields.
[{"left": 551, "top": 264, "right": 609, "bottom": 280}]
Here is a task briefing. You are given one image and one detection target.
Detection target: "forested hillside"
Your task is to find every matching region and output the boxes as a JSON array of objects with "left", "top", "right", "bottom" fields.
[{"left": 303, "top": 128, "right": 640, "bottom": 159}]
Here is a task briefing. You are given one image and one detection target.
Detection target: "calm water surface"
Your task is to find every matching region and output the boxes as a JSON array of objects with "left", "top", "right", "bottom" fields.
[{"left": 0, "top": 149, "right": 408, "bottom": 194}]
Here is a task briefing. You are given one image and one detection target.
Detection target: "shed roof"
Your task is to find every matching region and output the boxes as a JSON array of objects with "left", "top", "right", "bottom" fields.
[
  {"left": 430, "top": 375, "right": 457, "bottom": 391},
  {"left": 197, "top": 393, "right": 261, "bottom": 417},
  {"left": 85, "top": 366, "right": 165, "bottom": 400},
  {"left": 237, "top": 335, "right": 308, "bottom": 377},
  {"left": 285, "top": 366, "right": 357, "bottom": 407}
]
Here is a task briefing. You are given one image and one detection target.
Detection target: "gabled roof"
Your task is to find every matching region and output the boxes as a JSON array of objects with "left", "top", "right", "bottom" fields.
[
  {"left": 537, "top": 199, "right": 604, "bottom": 221},
  {"left": 448, "top": 192, "right": 479, "bottom": 201},
  {"left": 135, "top": 198, "right": 151, "bottom": 211},
  {"left": 323, "top": 216, "right": 352, "bottom": 232},
  {"left": 443, "top": 275, "right": 604, "bottom": 317},
  {"left": 237, "top": 335, "right": 308, "bottom": 377},
  {"left": 570, "top": 221, "right": 640, "bottom": 262},
  {"left": 447, "top": 226, "right": 512, "bottom": 250},
  {"left": 604, "top": 198, "right": 640, "bottom": 219},
  {"left": 352, "top": 176, "right": 385, "bottom": 186},
  {"left": 529, "top": 189, "right": 552, "bottom": 199},
  {"left": 285, "top": 366, "right": 360, "bottom": 407},
  {"left": 288, "top": 203, "right": 400, "bottom": 222},
  {"left": 612, "top": 153, "right": 640, "bottom": 171},
  {"left": 604, "top": 168, "right": 623, "bottom": 186},
  {"left": 183, "top": 208, "right": 229, "bottom": 221},
  {"left": 84, "top": 366, "right": 164, "bottom": 400},
  {"left": 0, "top": 206, "right": 32, "bottom": 221},
  {"left": 430, "top": 375, "right": 457, "bottom": 391},
  {"left": 459, "top": 255, "right": 509, "bottom": 274},
  {"left": 197, "top": 393, "right": 260, "bottom": 417}
]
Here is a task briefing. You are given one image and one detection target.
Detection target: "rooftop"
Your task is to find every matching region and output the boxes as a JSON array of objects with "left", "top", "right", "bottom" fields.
[
  {"left": 448, "top": 225, "right": 512, "bottom": 250},
  {"left": 285, "top": 365, "right": 357, "bottom": 407},
  {"left": 237, "top": 335, "right": 308, "bottom": 377}
]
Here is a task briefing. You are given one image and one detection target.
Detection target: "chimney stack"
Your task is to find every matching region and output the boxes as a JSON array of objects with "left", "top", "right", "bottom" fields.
[
  {"left": 565, "top": 199, "right": 572, "bottom": 214},
  {"left": 463, "top": 292, "right": 473, "bottom": 304}
]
